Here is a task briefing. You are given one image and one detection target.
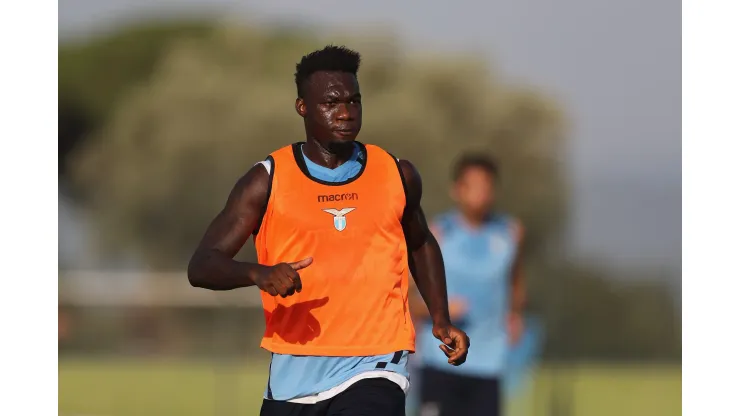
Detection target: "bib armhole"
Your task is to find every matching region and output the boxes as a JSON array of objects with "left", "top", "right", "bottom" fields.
[
  {"left": 252, "top": 155, "right": 275, "bottom": 237},
  {"left": 256, "top": 159, "right": 273, "bottom": 175},
  {"left": 385, "top": 152, "right": 409, "bottom": 218}
]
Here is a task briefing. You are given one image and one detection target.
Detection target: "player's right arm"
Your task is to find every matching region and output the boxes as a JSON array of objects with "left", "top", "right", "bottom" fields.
[
  {"left": 187, "top": 164, "right": 311, "bottom": 295},
  {"left": 508, "top": 219, "right": 526, "bottom": 344}
]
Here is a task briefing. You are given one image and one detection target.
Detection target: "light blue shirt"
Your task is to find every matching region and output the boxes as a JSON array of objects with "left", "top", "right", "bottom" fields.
[
  {"left": 417, "top": 211, "right": 517, "bottom": 378},
  {"left": 264, "top": 143, "right": 410, "bottom": 401}
]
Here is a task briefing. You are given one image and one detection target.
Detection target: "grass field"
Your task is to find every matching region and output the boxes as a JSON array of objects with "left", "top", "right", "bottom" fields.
[{"left": 59, "top": 359, "right": 680, "bottom": 416}]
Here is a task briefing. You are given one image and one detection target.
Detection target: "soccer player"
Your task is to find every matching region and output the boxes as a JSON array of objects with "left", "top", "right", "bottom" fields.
[
  {"left": 412, "top": 154, "right": 525, "bottom": 416},
  {"left": 187, "top": 45, "right": 470, "bottom": 416}
]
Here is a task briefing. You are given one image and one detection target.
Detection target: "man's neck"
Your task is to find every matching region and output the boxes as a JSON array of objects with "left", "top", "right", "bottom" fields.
[{"left": 303, "top": 138, "right": 355, "bottom": 169}]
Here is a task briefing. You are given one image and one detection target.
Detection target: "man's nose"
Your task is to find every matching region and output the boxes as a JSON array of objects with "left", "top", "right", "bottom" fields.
[{"left": 336, "top": 103, "right": 353, "bottom": 120}]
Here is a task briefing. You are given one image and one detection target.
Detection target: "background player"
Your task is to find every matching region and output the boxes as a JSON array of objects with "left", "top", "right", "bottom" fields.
[
  {"left": 187, "top": 45, "right": 470, "bottom": 416},
  {"left": 412, "top": 154, "right": 525, "bottom": 416}
]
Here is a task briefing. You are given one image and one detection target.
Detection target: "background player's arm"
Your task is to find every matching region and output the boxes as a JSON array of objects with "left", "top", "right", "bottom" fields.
[
  {"left": 510, "top": 220, "right": 526, "bottom": 315},
  {"left": 508, "top": 219, "right": 526, "bottom": 344},
  {"left": 399, "top": 159, "right": 470, "bottom": 365},
  {"left": 187, "top": 164, "right": 271, "bottom": 290}
]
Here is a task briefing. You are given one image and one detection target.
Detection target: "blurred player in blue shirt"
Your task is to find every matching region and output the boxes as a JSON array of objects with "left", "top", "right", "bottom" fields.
[{"left": 412, "top": 153, "right": 526, "bottom": 416}]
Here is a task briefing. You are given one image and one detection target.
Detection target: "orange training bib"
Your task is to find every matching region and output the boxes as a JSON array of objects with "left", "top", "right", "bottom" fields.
[{"left": 253, "top": 142, "right": 416, "bottom": 356}]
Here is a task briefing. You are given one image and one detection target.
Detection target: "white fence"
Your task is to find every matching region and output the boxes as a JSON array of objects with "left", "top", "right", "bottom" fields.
[{"left": 58, "top": 271, "right": 263, "bottom": 307}]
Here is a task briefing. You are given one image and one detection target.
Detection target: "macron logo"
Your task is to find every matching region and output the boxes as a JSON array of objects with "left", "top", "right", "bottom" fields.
[{"left": 317, "top": 193, "right": 359, "bottom": 203}]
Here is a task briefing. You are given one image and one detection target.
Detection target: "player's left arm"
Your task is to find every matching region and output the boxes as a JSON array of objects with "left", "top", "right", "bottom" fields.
[
  {"left": 399, "top": 159, "right": 470, "bottom": 366},
  {"left": 508, "top": 219, "right": 526, "bottom": 344},
  {"left": 408, "top": 278, "right": 431, "bottom": 320}
]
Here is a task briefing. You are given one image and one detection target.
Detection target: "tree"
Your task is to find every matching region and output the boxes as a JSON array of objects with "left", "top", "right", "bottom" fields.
[
  {"left": 69, "top": 24, "right": 567, "bottom": 270},
  {"left": 59, "top": 21, "right": 212, "bottom": 177},
  {"left": 531, "top": 261, "right": 681, "bottom": 361}
]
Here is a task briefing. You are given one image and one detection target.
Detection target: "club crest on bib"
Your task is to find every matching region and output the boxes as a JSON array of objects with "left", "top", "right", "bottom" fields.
[{"left": 322, "top": 208, "right": 356, "bottom": 231}]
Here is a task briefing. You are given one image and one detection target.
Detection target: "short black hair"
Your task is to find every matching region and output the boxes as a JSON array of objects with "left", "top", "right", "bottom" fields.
[
  {"left": 294, "top": 45, "right": 361, "bottom": 97},
  {"left": 452, "top": 153, "right": 499, "bottom": 181}
]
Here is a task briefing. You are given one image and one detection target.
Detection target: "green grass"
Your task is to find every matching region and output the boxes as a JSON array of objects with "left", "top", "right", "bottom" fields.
[
  {"left": 59, "top": 359, "right": 268, "bottom": 416},
  {"left": 512, "top": 365, "right": 681, "bottom": 416},
  {"left": 59, "top": 359, "right": 680, "bottom": 416}
]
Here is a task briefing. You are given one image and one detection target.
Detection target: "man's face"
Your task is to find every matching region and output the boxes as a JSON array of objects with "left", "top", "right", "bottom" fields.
[
  {"left": 452, "top": 167, "right": 495, "bottom": 218},
  {"left": 296, "top": 71, "right": 362, "bottom": 152}
]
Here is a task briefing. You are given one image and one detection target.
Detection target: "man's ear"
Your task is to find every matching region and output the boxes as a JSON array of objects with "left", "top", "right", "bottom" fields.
[{"left": 295, "top": 98, "right": 306, "bottom": 117}]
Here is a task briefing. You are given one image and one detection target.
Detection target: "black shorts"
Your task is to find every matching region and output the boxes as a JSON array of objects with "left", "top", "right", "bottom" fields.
[
  {"left": 418, "top": 366, "right": 501, "bottom": 416},
  {"left": 260, "top": 378, "right": 406, "bottom": 416}
]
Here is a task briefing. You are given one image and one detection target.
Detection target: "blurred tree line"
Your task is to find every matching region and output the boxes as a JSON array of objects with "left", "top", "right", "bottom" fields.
[{"left": 59, "top": 22, "right": 680, "bottom": 361}]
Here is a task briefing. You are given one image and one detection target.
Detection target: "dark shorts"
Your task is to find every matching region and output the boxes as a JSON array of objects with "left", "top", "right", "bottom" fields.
[
  {"left": 260, "top": 378, "right": 406, "bottom": 416},
  {"left": 418, "top": 366, "right": 501, "bottom": 416}
]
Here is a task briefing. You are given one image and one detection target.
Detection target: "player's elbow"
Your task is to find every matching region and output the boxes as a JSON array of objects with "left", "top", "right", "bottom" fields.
[
  {"left": 511, "top": 282, "right": 527, "bottom": 311},
  {"left": 187, "top": 264, "right": 203, "bottom": 288},
  {"left": 187, "top": 253, "right": 209, "bottom": 289}
]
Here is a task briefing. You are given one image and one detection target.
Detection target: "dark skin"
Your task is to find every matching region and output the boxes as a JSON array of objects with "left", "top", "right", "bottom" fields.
[{"left": 188, "top": 70, "right": 469, "bottom": 365}]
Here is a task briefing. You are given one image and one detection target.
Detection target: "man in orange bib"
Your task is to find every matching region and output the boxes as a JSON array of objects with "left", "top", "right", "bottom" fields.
[{"left": 188, "top": 45, "right": 469, "bottom": 416}]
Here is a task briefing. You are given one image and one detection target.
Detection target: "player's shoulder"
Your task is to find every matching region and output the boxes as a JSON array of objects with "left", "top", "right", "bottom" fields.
[
  {"left": 252, "top": 141, "right": 301, "bottom": 175},
  {"left": 221, "top": 161, "right": 272, "bottom": 215},
  {"left": 396, "top": 159, "right": 420, "bottom": 184},
  {"left": 363, "top": 143, "right": 405, "bottom": 167},
  {"left": 497, "top": 214, "right": 524, "bottom": 242},
  {"left": 259, "top": 143, "right": 299, "bottom": 167},
  {"left": 254, "top": 159, "right": 273, "bottom": 175},
  {"left": 236, "top": 147, "right": 285, "bottom": 198},
  {"left": 240, "top": 160, "right": 271, "bottom": 190},
  {"left": 363, "top": 142, "right": 392, "bottom": 155},
  {"left": 485, "top": 212, "right": 522, "bottom": 238},
  {"left": 366, "top": 144, "right": 422, "bottom": 202}
]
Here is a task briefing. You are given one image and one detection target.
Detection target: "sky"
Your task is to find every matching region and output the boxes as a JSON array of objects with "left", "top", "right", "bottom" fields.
[{"left": 58, "top": 0, "right": 681, "bottom": 281}]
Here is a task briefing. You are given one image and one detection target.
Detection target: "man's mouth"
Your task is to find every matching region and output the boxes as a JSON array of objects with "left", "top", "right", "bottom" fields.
[{"left": 334, "top": 128, "right": 357, "bottom": 136}]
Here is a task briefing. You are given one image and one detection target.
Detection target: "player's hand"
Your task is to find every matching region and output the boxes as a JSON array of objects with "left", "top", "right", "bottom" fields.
[
  {"left": 254, "top": 257, "right": 313, "bottom": 298},
  {"left": 432, "top": 322, "right": 470, "bottom": 366},
  {"left": 508, "top": 312, "right": 525, "bottom": 345}
]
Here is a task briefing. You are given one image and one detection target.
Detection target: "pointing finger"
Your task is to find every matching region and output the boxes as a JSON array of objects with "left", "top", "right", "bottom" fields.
[{"left": 289, "top": 257, "right": 313, "bottom": 271}]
